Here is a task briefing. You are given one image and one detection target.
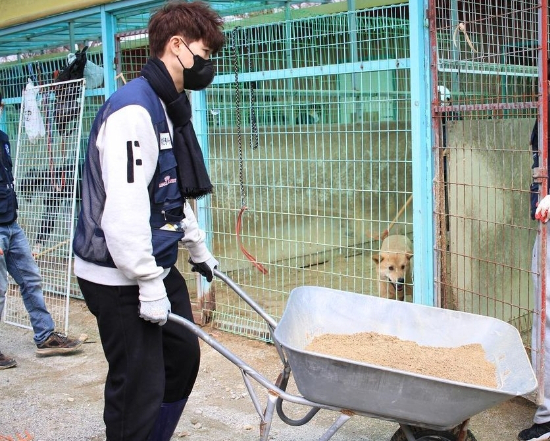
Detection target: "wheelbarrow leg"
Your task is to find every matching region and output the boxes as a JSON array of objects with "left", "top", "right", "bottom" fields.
[
  {"left": 259, "top": 391, "right": 278, "bottom": 441},
  {"left": 399, "top": 424, "right": 417, "bottom": 441},
  {"left": 317, "top": 411, "right": 353, "bottom": 441},
  {"left": 456, "top": 419, "right": 471, "bottom": 441}
]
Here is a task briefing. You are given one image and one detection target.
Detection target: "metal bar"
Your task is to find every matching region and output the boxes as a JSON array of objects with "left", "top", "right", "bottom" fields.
[
  {"left": 213, "top": 58, "right": 411, "bottom": 84},
  {"left": 0, "top": 8, "right": 103, "bottom": 37},
  {"left": 450, "top": 0, "right": 460, "bottom": 95},
  {"left": 213, "top": 269, "right": 279, "bottom": 330},
  {"left": 113, "top": 28, "right": 148, "bottom": 38},
  {"left": 438, "top": 62, "right": 538, "bottom": 77},
  {"left": 167, "top": 312, "right": 338, "bottom": 411},
  {"left": 103, "top": 0, "right": 165, "bottom": 13},
  {"left": 260, "top": 393, "right": 278, "bottom": 441},
  {"left": 318, "top": 412, "right": 352, "bottom": 441},
  {"left": 241, "top": 370, "right": 266, "bottom": 422},
  {"left": 63, "top": 79, "right": 86, "bottom": 333},
  {"left": 100, "top": 6, "right": 117, "bottom": 98},
  {"left": 347, "top": 0, "right": 360, "bottom": 118},
  {"left": 433, "top": 102, "right": 538, "bottom": 113},
  {"left": 430, "top": 0, "right": 449, "bottom": 309},
  {"left": 456, "top": 419, "right": 471, "bottom": 441},
  {"left": 410, "top": 0, "right": 435, "bottom": 306},
  {"left": 284, "top": 1, "right": 293, "bottom": 95},
  {"left": 192, "top": 89, "right": 215, "bottom": 316},
  {"left": 400, "top": 424, "right": 417, "bottom": 441},
  {"left": 537, "top": 0, "right": 548, "bottom": 405},
  {"left": 68, "top": 21, "right": 75, "bottom": 51}
]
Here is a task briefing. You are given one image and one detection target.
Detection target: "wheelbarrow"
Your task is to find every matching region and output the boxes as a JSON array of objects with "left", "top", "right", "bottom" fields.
[{"left": 168, "top": 270, "right": 537, "bottom": 441}]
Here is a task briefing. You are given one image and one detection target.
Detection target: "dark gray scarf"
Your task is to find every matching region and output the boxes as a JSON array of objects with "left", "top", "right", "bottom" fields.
[{"left": 141, "top": 57, "right": 212, "bottom": 199}]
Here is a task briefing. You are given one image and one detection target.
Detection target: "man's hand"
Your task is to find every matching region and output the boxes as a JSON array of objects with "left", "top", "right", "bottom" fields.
[
  {"left": 536, "top": 195, "right": 550, "bottom": 223},
  {"left": 189, "top": 257, "right": 218, "bottom": 282},
  {"left": 139, "top": 296, "right": 171, "bottom": 326}
]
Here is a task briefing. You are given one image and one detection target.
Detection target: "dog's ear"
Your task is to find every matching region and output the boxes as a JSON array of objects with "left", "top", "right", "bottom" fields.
[
  {"left": 372, "top": 254, "right": 382, "bottom": 264},
  {"left": 406, "top": 252, "right": 413, "bottom": 261}
]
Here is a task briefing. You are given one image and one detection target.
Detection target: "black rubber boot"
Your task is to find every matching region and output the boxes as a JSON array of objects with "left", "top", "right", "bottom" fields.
[{"left": 147, "top": 398, "right": 188, "bottom": 441}]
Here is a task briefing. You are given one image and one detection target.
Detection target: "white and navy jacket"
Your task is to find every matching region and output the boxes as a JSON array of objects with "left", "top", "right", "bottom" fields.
[{"left": 73, "top": 77, "right": 213, "bottom": 302}]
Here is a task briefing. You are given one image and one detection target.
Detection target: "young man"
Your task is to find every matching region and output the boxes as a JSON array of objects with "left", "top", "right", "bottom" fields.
[
  {"left": 72, "top": 2, "right": 224, "bottom": 440},
  {"left": 0, "top": 111, "right": 83, "bottom": 369}
]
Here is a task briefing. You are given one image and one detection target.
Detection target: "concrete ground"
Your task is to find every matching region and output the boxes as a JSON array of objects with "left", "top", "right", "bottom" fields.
[{"left": 0, "top": 297, "right": 539, "bottom": 441}]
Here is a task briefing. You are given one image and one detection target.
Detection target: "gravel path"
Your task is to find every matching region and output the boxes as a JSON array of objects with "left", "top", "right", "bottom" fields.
[{"left": 0, "top": 298, "right": 539, "bottom": 440}]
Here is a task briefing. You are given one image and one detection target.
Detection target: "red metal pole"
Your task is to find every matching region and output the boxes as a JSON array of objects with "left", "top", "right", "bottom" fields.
[
  {"left": 427, "top": 0, "right": 444, "bottom": 308},
  {"left": 537, "top": 0, "right": 548, "bottom": 405}
]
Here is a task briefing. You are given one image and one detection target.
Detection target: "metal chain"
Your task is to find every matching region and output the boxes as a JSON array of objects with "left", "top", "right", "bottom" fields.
[
  {"left": 244, "top": 34, "right": 259, "bottom": 150},
  {"left": 233, "top": 27, "right": 260, "bottom": 207},
  {"left": 232, "top": 28, "right": 246, "bottom": 208}
]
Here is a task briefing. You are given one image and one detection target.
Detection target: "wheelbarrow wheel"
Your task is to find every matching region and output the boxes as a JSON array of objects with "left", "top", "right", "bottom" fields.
[{"left": 390, "top": 425, "right": 477, "bottom": 441}]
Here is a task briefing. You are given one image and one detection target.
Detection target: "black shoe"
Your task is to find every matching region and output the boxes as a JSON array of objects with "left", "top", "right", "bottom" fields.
[
  {"left": 518, "top": 423, "right": 550, "bottom": 441},
  {"left": 0, "top": 351, "right": 17, "bottom": 369},
  {"left": 36, "top": 332, "right": 83, "bottom": 356}
]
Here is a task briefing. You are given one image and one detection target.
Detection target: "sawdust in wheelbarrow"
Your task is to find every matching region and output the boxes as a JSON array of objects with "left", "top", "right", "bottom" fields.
[{"left": 306, "top": 332, "right": 497, "bottom": 388}]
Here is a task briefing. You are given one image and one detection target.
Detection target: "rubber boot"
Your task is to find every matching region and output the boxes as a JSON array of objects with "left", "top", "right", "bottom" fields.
[{"left": 147, "top": 398, "right": 187, "bottom": 441}]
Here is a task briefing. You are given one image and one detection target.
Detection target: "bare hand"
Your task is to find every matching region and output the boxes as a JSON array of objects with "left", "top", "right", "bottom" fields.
[{"left": 536, "top": 195, "right": 550, "bottom": 223}]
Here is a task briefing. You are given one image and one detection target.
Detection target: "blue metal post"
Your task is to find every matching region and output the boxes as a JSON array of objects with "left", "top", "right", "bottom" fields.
[
  {"left": 409, "top": 0, "right": 435, "bottom": 306},
  {"left": 100, "top": 6, "right": 117, "bottom": 98},
  {"left": 68, "top": 21, "right": 75, "bottom": 52},
  {"left": 192, "top": 90, "right": 214, "bottom": 295}
]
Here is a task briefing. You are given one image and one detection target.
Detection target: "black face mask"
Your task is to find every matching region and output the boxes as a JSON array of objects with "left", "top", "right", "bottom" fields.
[{"left": 178, "top": 40, "right": 214, "bottom": 91}]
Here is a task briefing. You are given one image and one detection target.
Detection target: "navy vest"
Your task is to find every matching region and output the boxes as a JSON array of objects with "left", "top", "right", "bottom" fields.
[
  {"left": 0, "top": 131, "right": 18, "bottom": 225},
  {"left": 73, "top": 78, "right": 185, "bottom": 268}
]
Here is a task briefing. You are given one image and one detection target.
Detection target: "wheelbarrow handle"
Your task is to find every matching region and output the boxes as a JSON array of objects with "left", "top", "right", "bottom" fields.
[
  {"left": 166, "top": 311, "right": 325, "bottom": 422},
  {"left": 213, "top": 268, "right": 278, "bottom": 330}
]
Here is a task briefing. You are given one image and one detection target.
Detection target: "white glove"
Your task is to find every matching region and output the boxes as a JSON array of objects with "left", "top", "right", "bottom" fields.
[
  {"left": 139, "top": 296, "right": 171, "bottom": 326},
  {"left": 536, "top": 195, "right": 550, "bottom": 223}
]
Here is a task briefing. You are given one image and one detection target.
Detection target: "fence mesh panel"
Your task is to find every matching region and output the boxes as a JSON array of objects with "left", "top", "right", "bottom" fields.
[
  {"left": 204, "top": 7, "right": 412, "bottom": 338},
  {"left": 2, "top": 1, "right": 540, "bottom": 349},
  {"left": 3, "top": 78, "right": 85, "bottom": 333},
  {"left": 430, "top": 0, "right": 540, "bottom": 350}
]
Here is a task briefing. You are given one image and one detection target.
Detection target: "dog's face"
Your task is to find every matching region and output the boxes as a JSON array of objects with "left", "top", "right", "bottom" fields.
[{"left": 373, "top": 251, "right": 412, "bottom": 293}]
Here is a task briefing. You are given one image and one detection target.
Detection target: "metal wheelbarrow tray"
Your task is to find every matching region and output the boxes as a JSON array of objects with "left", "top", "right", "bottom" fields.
[
  {"left": 168, "top": 270, "right": 537, "bottom": 441},
  {"left": 274, "top": 285, "right": 537, "bottom": 431}
]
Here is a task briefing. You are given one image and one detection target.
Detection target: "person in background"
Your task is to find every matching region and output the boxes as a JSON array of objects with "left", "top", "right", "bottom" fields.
[
  {"left": 295, "top": 103, "right": 321, "bottom": 124},
  {"left": 519, "top": 60, "right": 550, "bottom": 441},
  {"left": 0, "top": 95, "right": 83, "bottom": 370},
  {"left": 72, "top": 1, "right": 224, "bottom": 440}
]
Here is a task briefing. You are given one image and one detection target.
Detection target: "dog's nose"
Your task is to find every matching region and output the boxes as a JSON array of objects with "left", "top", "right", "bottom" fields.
[{"left": 397, "top": 278, "right": 405, "bottom": 284}]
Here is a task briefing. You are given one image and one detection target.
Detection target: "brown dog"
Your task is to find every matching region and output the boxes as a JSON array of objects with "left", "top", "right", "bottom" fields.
[{"left": 372, "top": 235, "right": 413, "bottom": 301}]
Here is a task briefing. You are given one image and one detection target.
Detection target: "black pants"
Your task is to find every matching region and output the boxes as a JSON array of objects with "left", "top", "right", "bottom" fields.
[{"left": 77, "top": 267, "right": 200, "bottom": 441}]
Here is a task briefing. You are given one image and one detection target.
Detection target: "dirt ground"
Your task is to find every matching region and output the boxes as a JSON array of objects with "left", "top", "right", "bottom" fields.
[{"left": 0, "top": 297, "right": 540, "bottom": 441}]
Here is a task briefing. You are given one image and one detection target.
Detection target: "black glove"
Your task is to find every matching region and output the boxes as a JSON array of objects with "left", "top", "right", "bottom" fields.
[{"left": 188, "top": 257, "right": 218, "bottom": 282}]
